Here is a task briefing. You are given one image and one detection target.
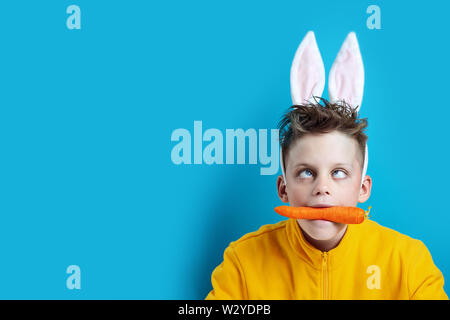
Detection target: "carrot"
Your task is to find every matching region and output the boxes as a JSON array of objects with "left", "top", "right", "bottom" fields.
[{"left": 274, "top": 205, "right": 372, "bottom": 224}]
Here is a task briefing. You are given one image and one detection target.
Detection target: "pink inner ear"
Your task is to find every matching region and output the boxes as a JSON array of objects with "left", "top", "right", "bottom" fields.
[
  {"left": 296, "top": 46, "right": 322, "bottom": 101},
  {"left": 331, "top": 51, "right": 363, "bottom": 106},
  {"left": 328, "top": 32, "right": 364, "bottom": 110},
  {"left": 290, "top": 31, "right": 325, "bottom": 105}
]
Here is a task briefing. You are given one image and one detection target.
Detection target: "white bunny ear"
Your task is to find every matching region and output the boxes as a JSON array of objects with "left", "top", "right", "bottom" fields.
[
  {"left": 328, "top": 32, "right": 364, "bottom": 112},
  {"left": 290, "top": 31, "right": 325, "bottom": 105}
]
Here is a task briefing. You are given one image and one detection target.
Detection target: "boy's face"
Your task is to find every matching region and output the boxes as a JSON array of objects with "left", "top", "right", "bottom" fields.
[{"left": 277, "top": 130, "right": 372, "bottom": 242}]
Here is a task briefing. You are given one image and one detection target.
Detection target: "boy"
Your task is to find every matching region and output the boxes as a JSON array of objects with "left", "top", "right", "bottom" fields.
[
  {"left": 204, "top": 31, "right": 447, "bottom": 300},
  {"left": 205, "top": 98, "right": 448, "bottom": 300}
]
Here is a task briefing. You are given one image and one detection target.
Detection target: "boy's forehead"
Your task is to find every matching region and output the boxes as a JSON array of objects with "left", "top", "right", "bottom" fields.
[{"left": 288, "top": 132, "right": 359, "bottom": 167}]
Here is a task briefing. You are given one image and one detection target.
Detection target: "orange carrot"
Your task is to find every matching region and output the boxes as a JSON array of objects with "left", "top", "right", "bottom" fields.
[{"left": 274, "top": 205, "right": 372, "bottom": 224}]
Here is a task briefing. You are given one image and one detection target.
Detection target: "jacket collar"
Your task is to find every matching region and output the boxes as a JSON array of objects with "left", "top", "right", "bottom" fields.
[{"left": 286, "top": 218, "right": 361, "bottom": 271}]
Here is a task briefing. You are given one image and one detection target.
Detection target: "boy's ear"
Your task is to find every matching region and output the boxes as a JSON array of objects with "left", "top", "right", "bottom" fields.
[
  {"left": 358, "top": 174, "right": 372, "bottom": 203},
  {"left": 277, "top": 175, "right": 289, "bottom": 203}
]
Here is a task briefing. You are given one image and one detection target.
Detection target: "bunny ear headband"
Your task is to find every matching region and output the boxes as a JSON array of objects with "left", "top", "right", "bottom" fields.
[{"left": 280, "top": 31, "right": 368, "bottom": 188}]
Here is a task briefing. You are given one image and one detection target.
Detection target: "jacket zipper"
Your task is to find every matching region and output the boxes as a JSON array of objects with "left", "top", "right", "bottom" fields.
[{"left": 322, "top": 252, "right": 328, "bottom": 300}]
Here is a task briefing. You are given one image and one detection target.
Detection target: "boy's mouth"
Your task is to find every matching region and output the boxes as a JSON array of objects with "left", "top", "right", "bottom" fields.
[
  {"left": 310, "top": 204, "right": 334, "bottom": 208},
  {"left": 308, "top": 205, "right": 336, "bottom": 224}
]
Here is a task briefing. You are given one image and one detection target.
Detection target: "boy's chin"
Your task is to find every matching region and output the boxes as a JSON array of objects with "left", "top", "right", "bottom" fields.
[{"left": 299, "top": 219, "right": 343, "bottom": 240}]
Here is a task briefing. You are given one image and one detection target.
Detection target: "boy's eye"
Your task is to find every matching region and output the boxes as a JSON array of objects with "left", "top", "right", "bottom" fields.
[
  {"left": 297, "top": 169, "right": 347, "bottom": 178},
  {"left": 333, "top": 169, "right": 347, "bottom": 178},
  {"left": 298, "top": 169, "right": 313, "bottom": 178}
]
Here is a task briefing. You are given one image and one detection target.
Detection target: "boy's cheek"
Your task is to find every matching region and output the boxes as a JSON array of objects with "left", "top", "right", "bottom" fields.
[{"left": 288, "top": 190, "right": 309, "bottom": 206}]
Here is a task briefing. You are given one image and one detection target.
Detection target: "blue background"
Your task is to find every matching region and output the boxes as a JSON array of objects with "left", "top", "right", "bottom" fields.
[{"left": 0, "top": 0, "right": 448, "bottom": 299}]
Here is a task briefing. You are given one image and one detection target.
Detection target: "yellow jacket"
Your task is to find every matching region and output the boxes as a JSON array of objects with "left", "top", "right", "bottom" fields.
[{"left": 205, "top": 218, "right": 448, "bottom": 300}]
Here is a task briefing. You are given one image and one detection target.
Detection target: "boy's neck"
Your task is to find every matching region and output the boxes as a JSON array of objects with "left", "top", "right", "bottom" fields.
[{"left": 298, "top": 222, "right": 348, "bottom": 252}]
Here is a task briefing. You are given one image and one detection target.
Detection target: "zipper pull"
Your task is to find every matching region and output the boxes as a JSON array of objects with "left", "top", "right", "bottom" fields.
[{"left": 322, "top": 252, "right": 328, "bottom": 264}]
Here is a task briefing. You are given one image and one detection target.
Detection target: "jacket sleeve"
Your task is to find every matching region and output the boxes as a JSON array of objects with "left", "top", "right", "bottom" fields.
[
  {"left": 408, "top": 239, "right": 448, "bottom": 300},
  {"left": 205, "top": 245, "right": 247, "bottom": 300}
]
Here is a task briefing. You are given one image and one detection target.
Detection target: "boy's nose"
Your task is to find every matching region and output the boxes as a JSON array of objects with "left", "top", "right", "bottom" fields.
[
  {"left": 313, "top": 175, "right": 331, "bottom": 195},
  {"left": 314, "top": 187, "right": 330, "bottom": 196}
]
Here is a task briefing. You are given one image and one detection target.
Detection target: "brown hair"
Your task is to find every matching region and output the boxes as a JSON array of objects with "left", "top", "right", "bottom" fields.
[{"left": 277, "top": 97, "right": 368, "bottom": 174}]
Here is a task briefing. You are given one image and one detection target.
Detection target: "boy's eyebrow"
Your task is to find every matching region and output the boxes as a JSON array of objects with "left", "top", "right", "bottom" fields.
[{"left": 294, "top": 162, "right": 352, "bottom": 169}]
